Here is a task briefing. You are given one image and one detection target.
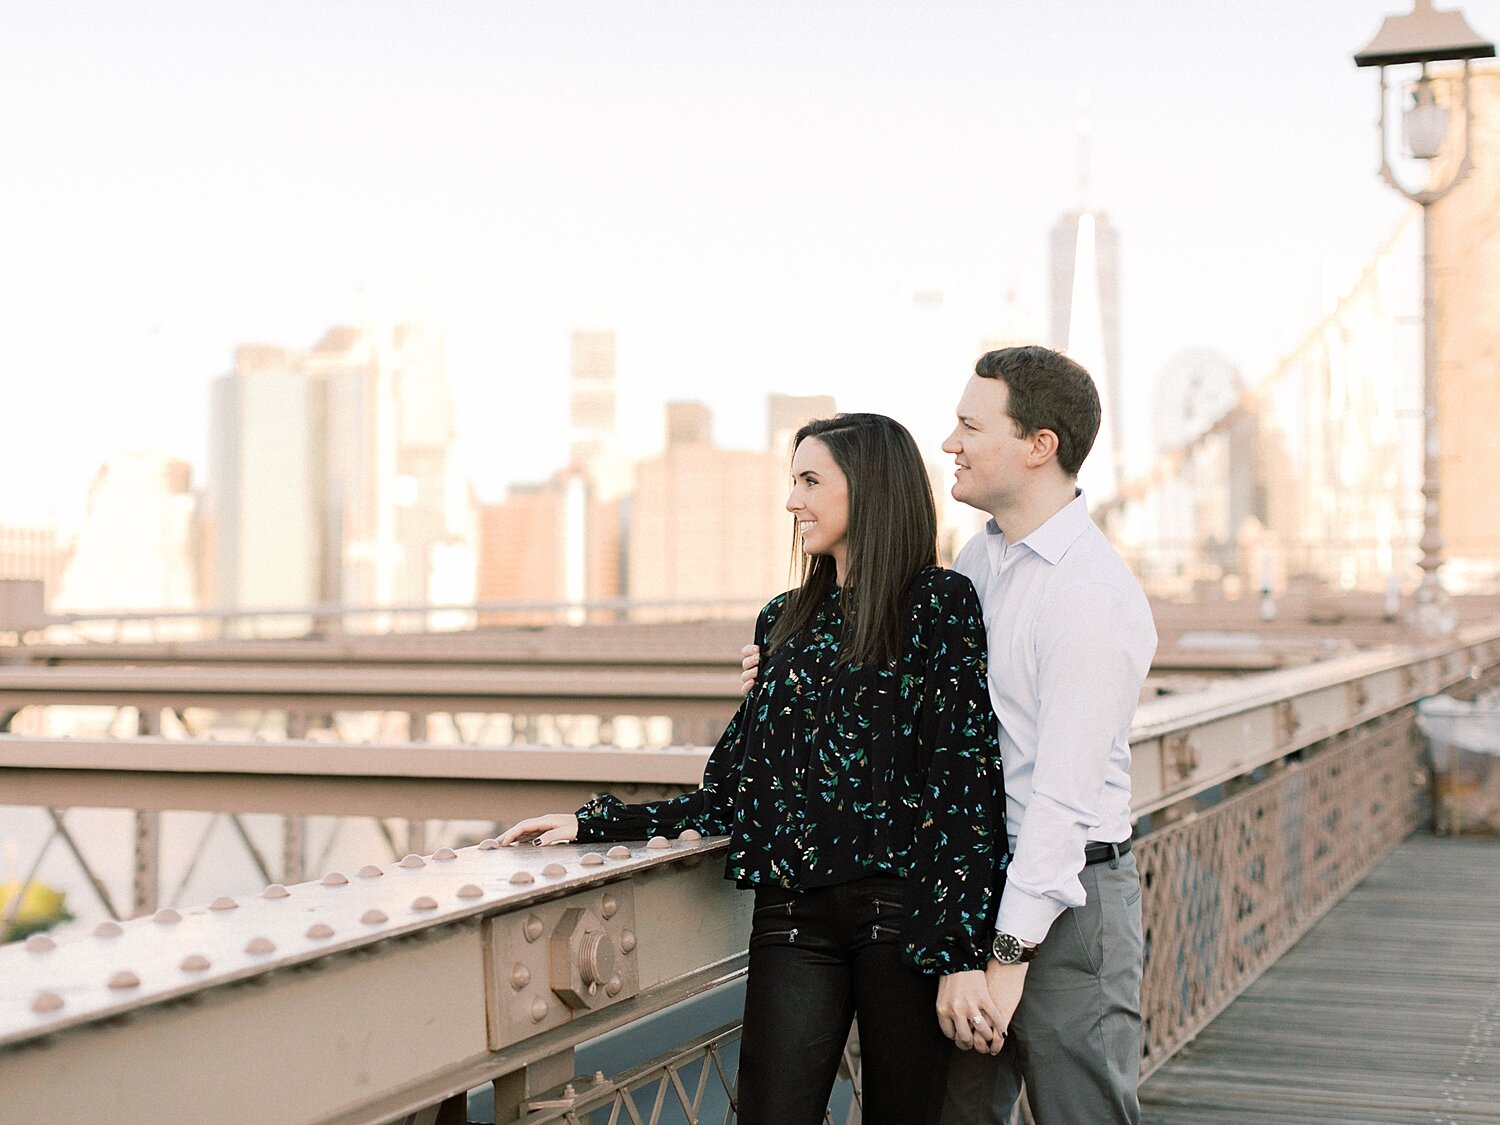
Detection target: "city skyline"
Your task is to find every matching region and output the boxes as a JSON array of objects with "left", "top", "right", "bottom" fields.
[{"left": 5, "top": 2, "right": 1499, "bottom": 527}]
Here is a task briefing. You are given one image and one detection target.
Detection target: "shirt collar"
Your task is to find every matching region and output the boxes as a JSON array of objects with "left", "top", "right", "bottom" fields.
[{"left": 984, "top": 490, "right": 1092, "bottom": 566}]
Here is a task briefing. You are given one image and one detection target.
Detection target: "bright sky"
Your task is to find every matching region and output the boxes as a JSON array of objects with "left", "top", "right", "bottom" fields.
[{"left": 4, "top": 1, "right": 1495, "bottom": 525}]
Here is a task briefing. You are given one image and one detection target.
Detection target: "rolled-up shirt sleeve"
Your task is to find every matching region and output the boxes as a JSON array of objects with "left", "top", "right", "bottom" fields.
[{"left": 995, "top": 580, "right": 1153, "bottom": 943}]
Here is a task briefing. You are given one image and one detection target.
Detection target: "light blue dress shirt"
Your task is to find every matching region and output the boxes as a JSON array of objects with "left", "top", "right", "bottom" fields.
[{"left": 953, "top": 492, "right": 1157, "bottom": 944}]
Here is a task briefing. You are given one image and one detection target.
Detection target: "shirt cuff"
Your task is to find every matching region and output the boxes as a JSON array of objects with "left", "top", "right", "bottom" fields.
[{"left": 995, "top": 885, "right": 1066, "bottom": 946}]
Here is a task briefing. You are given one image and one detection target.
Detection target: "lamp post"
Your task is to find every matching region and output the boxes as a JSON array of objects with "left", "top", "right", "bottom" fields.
[{"left": 1354, "top": 1, "right": 1494, "bottom": 637}]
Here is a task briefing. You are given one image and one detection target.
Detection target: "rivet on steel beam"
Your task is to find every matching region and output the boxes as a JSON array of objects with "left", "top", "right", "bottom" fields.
[
  {"left": 24, "top": 935, "right": 56, "bottom": 953},
  {"left": 457, "top": 884, "right": 482, "bottom": 899},
  {"left": 31, "top": 992, "right": 64, "bottom": 1014},
  {"left": 646, "top": 836, "right": 670, "bottom": 850},
  {"left": 529, "top": 997, "right": 548, "bottom": 1023},
  {"left": 511, "top": 963, "right": 531, "bottom": 991},
  {"left": 108, "top": 971, "right": 140, "bottom": 990},
  {"left": 180, "top": 954, "right": 211, "bottom": 973},
  {"left": 94, "top": 922, "right": 123, "bottom": 938},
  {"left": 257, "top": 888, "right": 284, "bottom": 902},
  {"left": 542, "top": 863, "right": 566, "bottom": 877},
  {"left": 361, "top": 909, "right": 388, "bottom": 925},
  {"left": 509, "top": 871, "right": 534, "bottom": 885},
  {"left": 600, "top": 894, "right": 617, "bottom": 920},
  {"left": 523, "top": 915, "right": 544, "bottom": 943},
  {"left": 678, "top": 829, "right": 703, "bottom": 842},
  {"left": 245, "top": 937, "right": 276, "bottom": 955},
  {"left": 606, "top": 845, "right": 631, "bottom": 860},
  {"left": 399, "top": 854, "right": 425, "bottom": 869},
  {"left": 580, "top": 852, "right": 605, "bottom": 866},
  {"left": 411, "top": 896, "right": 438, "bottom": 911},
  {"left": 356, "top": 865, "right": 383, "bottom": 878},
  {"left": 153, "top": 909, "right": 182, "bottom": 924},
  {"left": 563, "top": 1083, "right": 577, "bottom": 1098},
  {"left": 478, "top": 838, "right": 500, "bottom": 850},
  {"left": 433, "top": 847, "right": 458, "bottom": 861},
  {"left": 620, "top": 929, "right": 637, "bottom": 954},
  {"left": 321, "top": 872, "right": 349, "bottom": 886},
  {"left": 306, "top": 923, "right": 335, "bottom": 940},
  {"left": 605, "top": 975, "right": 623, "bottom": 998},
  {"left": 592, "top": 1071, "right": 607, "bottom": 1086}
]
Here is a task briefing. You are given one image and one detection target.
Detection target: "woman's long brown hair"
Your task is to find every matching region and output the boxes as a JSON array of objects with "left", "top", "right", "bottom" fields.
[{"left": 766, "top": 413, "right": 938, "bottom": 666}]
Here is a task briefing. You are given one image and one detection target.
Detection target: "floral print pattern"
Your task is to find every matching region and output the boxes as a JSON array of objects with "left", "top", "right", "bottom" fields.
[{"left": 576, "top": 566, "right": 1007, "bottom": 973}]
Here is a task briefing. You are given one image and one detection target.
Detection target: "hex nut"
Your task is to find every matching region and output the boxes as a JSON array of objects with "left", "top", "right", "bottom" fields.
[{"left": 549, "top": 906, "right": 618, "bottom": 1011}]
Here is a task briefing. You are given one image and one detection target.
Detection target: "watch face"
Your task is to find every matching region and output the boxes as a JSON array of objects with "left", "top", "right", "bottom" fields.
[{"left": 992, "top": 932, "right": 1023, "bottom": 963}]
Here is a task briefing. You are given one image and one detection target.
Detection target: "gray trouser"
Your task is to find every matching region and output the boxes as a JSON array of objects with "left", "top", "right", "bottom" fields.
[{"left": 941, "top": 853, "right": 1143, "bottom": 1125}]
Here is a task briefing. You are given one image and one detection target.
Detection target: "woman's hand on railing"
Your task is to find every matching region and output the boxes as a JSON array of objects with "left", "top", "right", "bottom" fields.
[{"left": 498, "top": 814, "right": 580, "bottom": 846}]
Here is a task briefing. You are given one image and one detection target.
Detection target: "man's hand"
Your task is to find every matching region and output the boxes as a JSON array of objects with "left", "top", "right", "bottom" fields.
[
  {"left": 937, "top": 969, "right": 1007, "bottom": 1055},
  {"left": 740, "top": 644, "right": 760, "bottom": 696},
  {"left": 497, "top": 814, "right": 579, "bottom": 847},
  {"left": 983, "top": 958, "right": 1029, "bottom": 1035}
]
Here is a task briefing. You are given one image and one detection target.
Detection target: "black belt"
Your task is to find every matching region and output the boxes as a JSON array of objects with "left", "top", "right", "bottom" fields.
[{"left": 1083, "top": 839, "right": 1132, "bottom": 866}]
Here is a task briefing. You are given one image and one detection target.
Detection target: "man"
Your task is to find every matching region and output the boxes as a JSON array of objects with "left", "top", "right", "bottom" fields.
[
  {"left": 935, "top": 345, "right": 1155, "bottom": 1124},
  {"left": 742, "top": 346, "right": 1155, "bottom": 1123}
]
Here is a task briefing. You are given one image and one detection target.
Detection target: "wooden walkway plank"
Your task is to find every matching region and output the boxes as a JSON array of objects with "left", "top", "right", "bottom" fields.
[{"left": 1141, "top": 834, "right": 1500, "bottom": 1124}]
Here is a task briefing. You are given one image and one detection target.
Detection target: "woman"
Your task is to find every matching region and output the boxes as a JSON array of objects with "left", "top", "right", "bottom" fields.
[{"left": 500, "top": 413, "right": 1007, "bottom": 1124}]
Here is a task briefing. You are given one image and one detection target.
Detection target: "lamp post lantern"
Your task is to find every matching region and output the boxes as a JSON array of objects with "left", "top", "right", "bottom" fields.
[{"left": 1354, "top": 0, "right": 1494, "bottom": 636}]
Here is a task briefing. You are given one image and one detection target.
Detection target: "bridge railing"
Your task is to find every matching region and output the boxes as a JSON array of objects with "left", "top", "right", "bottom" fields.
[{"left": 1, "top": 624, "right": 1497, "bottom": 1124}]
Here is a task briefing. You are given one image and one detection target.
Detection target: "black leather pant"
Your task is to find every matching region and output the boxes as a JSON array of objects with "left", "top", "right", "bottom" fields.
[{"left": 736, "top": 874, "right": 951, "bottom": 1125}]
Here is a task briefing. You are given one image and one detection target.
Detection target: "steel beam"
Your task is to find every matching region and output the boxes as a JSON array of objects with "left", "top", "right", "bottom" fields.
[
  {"left": 0, "top": 740, "right": 708, "bottom": 819},
  {"left": 0, "top": 836, "right": 749, "bottom": 1125}
]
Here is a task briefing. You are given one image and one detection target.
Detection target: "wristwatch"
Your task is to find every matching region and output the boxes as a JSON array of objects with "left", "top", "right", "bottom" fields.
[{"left": 991, "top": 931, "right": 1039, "bottom": 964}]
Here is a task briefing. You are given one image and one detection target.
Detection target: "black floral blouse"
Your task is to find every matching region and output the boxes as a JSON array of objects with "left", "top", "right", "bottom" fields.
[{"left": 575, "top": 566, "right": 1007, "bottom": 973}]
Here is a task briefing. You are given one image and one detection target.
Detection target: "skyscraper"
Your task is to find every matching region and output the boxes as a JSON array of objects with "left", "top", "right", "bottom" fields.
[
  {"left": 569, "top": 329, "right": 618, "bottom": 473},
  {"left": 1049, "top": 208, "right": 1123, "bottom": 502},
  {"left": 54, "top": 453, "right": 199, "bottom": 631},
  {"left": 206, "top": 322, "right": 477, "bottom": 622},
  {"left": 207, "top": 345, "right": 326, "bottom": 613}
]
